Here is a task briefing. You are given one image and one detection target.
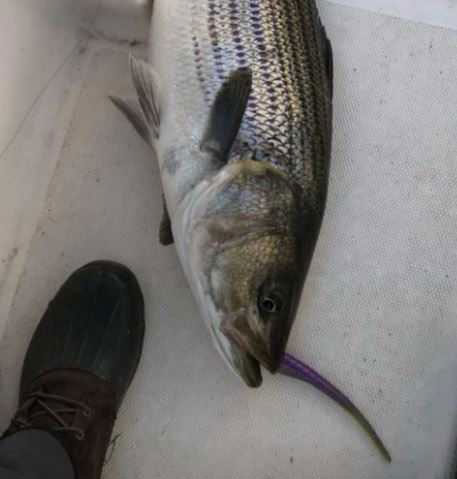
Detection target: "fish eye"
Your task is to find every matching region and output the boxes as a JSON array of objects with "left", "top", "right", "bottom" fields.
[{"left": 258, "top": 293, "right": 283, "bottom": 314}]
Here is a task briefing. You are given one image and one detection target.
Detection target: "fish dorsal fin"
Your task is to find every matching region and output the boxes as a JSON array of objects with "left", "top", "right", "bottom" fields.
[
  {"left": 129, "top": 54, "right": 161, "bottom": 140},
  {"left": 201, "top": 68, "right": 252, "bottom": 163},
  {"left": 318, "top": 22, "right": 333, "bottom": 99},
  {"left": 323, "top": 31, "right": 333, "bottom": 98},
  {"left": 109, "top": 96, "right": 150, "bottom": 145}
]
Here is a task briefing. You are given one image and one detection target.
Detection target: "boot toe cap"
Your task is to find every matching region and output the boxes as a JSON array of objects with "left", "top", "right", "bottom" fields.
[{"left": 21, "top": 261, "right": 145, "bottom": 404}]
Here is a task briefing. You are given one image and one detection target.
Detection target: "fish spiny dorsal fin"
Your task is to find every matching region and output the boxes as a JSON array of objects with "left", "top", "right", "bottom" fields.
[
  {"left": 201, "top": 68, "right": 252, "bottom": 164},
  {"left": 322, "top": 28, "right": 333, "bottom": 99},
  {"left": 316, "top": 15, "right": 333, "bottom": 100}
]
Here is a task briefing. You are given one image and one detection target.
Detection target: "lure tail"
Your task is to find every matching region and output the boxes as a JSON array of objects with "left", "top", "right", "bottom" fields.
[{"left": 280, "top": 353, "right": 391, "bottom": 463}]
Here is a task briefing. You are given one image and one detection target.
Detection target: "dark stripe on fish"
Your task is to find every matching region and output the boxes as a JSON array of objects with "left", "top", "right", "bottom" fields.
[{"left": 185, "top": 0, "right": 331, "bottom": 209}]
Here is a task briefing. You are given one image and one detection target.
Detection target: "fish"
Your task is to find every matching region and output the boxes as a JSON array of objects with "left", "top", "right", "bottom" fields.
[{"left": 111, "top": 0, "right": 391, "bottom": 462}]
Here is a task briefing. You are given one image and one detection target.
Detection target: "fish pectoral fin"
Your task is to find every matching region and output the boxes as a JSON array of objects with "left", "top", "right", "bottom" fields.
[
  {"left": 159, "top": 196, "right": 174, "bottom": 246},
  {"left": 129, "top": 54, "right": 160, "bottom": 140},
  {"left": 200, "top": 68, "right": 252, "bottom": 163},
  {"left": 109, "top": 96, "right": 151, "bottom": 145}
]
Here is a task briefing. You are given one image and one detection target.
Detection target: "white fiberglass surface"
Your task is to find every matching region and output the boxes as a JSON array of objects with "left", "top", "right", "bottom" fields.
[{"left": 1, "top": 2, "right": 457, "bottom": 478}]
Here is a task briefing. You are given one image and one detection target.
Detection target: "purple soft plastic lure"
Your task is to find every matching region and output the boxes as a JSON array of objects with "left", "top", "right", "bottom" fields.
[{"left": 280, "top": 353, "right": 391, "bottom": 462}]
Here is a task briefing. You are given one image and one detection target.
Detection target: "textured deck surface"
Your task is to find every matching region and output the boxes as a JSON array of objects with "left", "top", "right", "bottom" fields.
[{"left": 1, "top": 2, "right": 457, "bottom": 478}]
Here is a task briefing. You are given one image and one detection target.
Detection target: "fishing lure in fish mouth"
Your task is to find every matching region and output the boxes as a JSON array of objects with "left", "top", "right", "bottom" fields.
[
  {"left": 280, "top": 354, "right": 392, "bottom": 463},
  {"left": 110, "top": 0, "right": 391, "bottom": 463}
]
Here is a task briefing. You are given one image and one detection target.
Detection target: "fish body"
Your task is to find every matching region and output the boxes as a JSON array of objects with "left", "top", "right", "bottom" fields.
[
  {"left": 114, "top": 0, "right": 333, "bottom": 387},
  {"left": 149, "top": 0, "right": 332, "bottom": 215},
  {"left": 112, "top": 0, "right": 393, "bottom": 462}
]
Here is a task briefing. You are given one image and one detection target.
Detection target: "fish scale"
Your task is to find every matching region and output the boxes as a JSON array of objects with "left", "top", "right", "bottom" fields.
[{"left": 152, "top": 0, "right": 332, "bottom": 208}]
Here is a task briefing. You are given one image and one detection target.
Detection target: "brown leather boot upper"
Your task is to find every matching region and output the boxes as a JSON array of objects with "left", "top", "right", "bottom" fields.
[{"left": 6, "top": 368, "right": 118, "bottom": 479}]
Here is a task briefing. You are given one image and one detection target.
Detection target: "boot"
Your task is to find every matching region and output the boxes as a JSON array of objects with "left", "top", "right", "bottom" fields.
[{"left": 3, "top": 261, "right": 145, "bottom": 479}]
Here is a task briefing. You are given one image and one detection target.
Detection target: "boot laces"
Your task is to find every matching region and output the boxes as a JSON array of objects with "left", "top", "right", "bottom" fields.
[{"left": 11, "top": 389, "right": 92, "bottom": 440}]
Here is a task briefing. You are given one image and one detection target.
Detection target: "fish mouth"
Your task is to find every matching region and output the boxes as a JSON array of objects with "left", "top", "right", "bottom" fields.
[
  {"left": 234, "top": 349, "right": 262, "bottom": 388},
  {"left": 221, "top": 319, "right": 282, "bottom": 374},
  {"left": 211, "top": 323, "right": 262, "bottom": 388}
]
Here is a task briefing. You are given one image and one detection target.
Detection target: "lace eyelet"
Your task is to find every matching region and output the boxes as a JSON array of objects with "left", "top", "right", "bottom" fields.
[
  {"left": 75, "top": 430, "right": 85, "bottom": 441},
  {"left": 82, "top": 408, "right": 92, "bottom": 418}
]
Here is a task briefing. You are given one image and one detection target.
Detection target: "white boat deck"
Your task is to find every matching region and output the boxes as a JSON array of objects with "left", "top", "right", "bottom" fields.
[{"left": 1, "top": 2, "right": 457, "bottom": 478}]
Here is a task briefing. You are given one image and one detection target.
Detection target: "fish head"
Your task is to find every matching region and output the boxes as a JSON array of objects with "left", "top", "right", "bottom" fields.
[
  {"left": 187, "top": 157, "right": 316, "bottom": 386},
  {"left": 216, "top": 232, "right": 303, "bottom": 374}
]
